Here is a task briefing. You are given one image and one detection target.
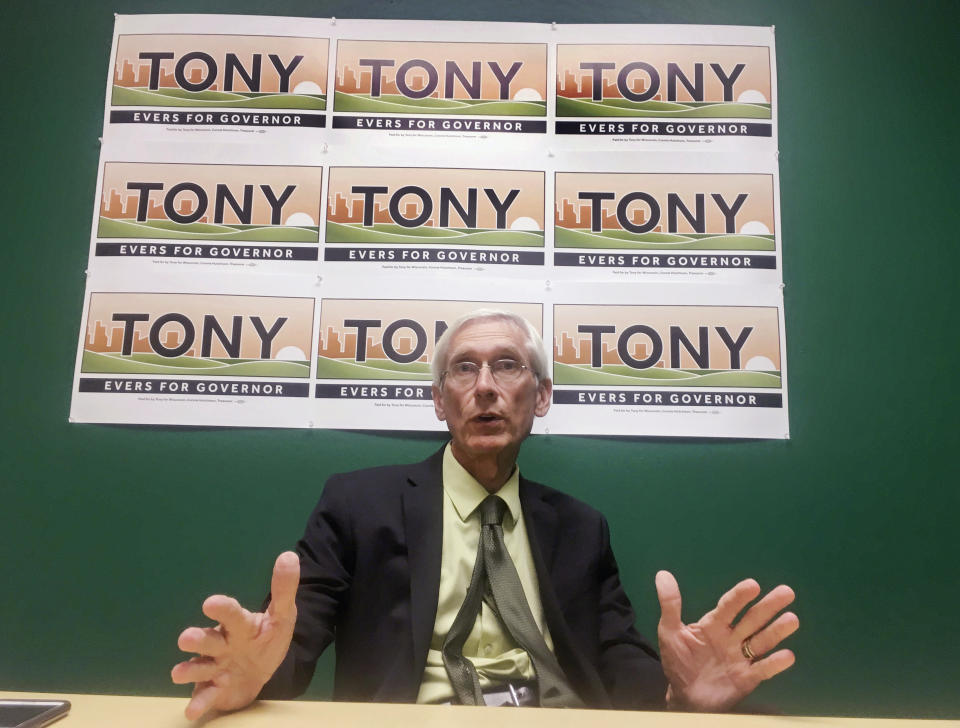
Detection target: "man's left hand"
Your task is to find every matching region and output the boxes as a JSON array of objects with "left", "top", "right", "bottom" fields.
[{"left": 655, "top": 570, "right": 798, "bottom": 712}]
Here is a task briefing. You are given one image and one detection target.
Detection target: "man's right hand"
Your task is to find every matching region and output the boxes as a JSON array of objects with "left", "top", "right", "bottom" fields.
[{"left": 171, "top": 551, "right": 300, "bottom": 720}]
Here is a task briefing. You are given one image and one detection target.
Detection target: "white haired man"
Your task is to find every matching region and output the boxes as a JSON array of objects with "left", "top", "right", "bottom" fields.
[{"left": 172, "top": 309, "right": 798, "bottom": 716}]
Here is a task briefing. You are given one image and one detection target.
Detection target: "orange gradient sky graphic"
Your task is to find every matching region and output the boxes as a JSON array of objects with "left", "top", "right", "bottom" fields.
[
  {"left": 554, "top": 305, "right": 780, "bottom": 370},
  {"left": 86, "top": 293, "right": 314, "bottom": 360},
  {"left": 336, "top": 40, "right": 546, "bottom": 99},
  {"left": 318, "top": 299, "right": 542, "bottom": 360},
  {"left": 114, "top": 35, "right": 328, "bottom": 93},
  {"left": 328, "top": 168, "right": 544, "bottom": 229},
  {"left": 556, "top": 44, "right": 770, "bottom": 102},
  {"left": 555, "top": 173, "right": 774, "bottom": 233},
  {"left": 100, "top": 163, "right": 324, "bottom": 225}
]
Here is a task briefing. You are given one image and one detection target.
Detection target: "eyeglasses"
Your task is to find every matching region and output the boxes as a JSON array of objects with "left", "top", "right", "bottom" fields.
[{"left": 441, "top": 358, "right": 532, "bottom": 387}]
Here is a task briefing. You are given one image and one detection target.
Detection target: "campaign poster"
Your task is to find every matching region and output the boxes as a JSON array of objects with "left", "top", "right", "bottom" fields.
[
  {"left": 322, "top": 165, "right": 545, "bottom": 276},
  {"left": 70, "top": 279, "right": 317, "bottom": 427},
  {"left": 327, "top": 20, "right": 549, "bottom": 147},
  {"left": 551, "top": 161, "right": 780, "bottom": 283},
  {"left": 91, "top": 160, "right": 324, "bottom": 271},
  {"left": 547, "top": 282, "right": 788, "bottom": 439},
  {"left": 551, "top": 25, "right": 776, "bottom": 151},
  {"left": 104, "top": 15, "right": 330, "bottom": 141},
  {"left": 311, "top": 280, "right": 544, "bottom": 431}
]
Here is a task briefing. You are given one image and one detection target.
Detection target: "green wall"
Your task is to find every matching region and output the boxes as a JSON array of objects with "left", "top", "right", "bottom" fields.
[{"left": 2, "top": 0, "right": 957, "bottom": 719}]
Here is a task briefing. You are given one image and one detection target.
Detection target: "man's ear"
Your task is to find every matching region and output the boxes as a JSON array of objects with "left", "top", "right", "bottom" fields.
[
  {"left": 534, "top": 377, "right": 552, "bottom": 417},
  {"left": 432, "top": 384, "right": 447, "bottom": 422}
]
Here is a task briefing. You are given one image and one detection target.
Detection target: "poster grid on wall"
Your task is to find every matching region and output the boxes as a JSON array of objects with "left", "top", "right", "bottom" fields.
[{"left": 70, "top": 15, "right": 787, "bottom": 439}]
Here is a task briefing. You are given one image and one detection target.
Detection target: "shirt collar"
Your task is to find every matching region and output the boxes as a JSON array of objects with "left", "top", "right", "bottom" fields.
[{"left": 442, "top": 442, "right": 521, "bottom": 526}]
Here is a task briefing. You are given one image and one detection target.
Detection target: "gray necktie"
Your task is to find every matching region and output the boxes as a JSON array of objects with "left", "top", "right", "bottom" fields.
[{"left": 441, "top": 495, "right": 582, "bottom": 707}]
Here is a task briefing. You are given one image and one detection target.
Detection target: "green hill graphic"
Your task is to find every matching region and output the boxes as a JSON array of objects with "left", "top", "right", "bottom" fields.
[
  {"left": 555, "top": 227, "right": 775, "bottom": 251},
  {"left": 112, "top": 86, "right": 326, "bottom": 110},
  {"left": 82, "top": 350, "right": 309, "bottom": 378},
  {"left": 553, "top": 361, "right": 780, "bottom": 387},
  {"left": 315, "top": 356, "right": 432, "bottom": 381},
  {"left": 325, "top": 221, "right": 544, "bottom": 247},
  {"left": 556, "top": 96, "right": 771, "bottom": 119},
  {"left": 98, "top": 217, "right": 319, "bottom": 243},
  {"left": 334, "top": 91, "right": 546, "bottom": 116}
]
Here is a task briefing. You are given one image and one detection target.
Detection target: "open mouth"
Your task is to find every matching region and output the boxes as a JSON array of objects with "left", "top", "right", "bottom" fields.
[{"left": 475, "top": 413, "right": 503, "bottom": 424}]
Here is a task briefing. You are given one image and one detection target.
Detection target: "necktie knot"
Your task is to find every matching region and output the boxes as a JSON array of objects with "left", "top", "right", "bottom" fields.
[{"left": 480, "top": 495, "right": 507, "bottom": 527}]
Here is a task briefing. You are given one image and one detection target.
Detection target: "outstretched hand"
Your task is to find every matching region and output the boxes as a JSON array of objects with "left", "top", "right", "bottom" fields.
[
  {"left": 171, "top": 551, "right": 300, "bottom": 720},
  {"left": 655, "top": 570, "right": 798, "bottom": 712}
]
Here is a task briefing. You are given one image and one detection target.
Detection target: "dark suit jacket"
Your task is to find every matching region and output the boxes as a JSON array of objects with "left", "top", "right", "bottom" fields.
[{"left": 260, "top": 446, "right": 667, "bottom": 709}]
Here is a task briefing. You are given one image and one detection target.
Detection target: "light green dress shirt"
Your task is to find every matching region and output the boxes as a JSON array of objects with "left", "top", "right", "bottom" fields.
[{"left": 416, "top": 444, "right": 555, "bottom": 704}]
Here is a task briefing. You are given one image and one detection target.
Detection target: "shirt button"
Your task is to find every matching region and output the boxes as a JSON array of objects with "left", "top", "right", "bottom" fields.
[{"left": 484, "top": 644, "right": 493, "bottom": 655}]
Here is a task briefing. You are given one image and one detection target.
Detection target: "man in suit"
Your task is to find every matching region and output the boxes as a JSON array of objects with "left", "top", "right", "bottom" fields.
[{"left": 172, "top": 309, "right": 798, "bottom": 718}]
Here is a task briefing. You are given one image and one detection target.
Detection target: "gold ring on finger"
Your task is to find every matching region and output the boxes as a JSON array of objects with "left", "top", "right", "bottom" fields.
[{"left": 741, "top": 637, "right": 756, "bottom": 661}]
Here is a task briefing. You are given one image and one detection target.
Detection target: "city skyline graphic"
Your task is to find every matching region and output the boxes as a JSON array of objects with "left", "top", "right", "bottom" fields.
[
  {"left": 113, "top": 35, "right": 328, "bottom": 94},
  {"left": 317, "top": 300, "right": 542, "bottom": 381},
  {"left": 83, "top": 294, "right": 314, "bottom": 378},
  {"left": 555, "top": 44, "right": 771, "bottom": 102},
  {"left": 327, "top": 168, "right": 544, "bottom": 231},
  {"left": 554, "top": 173, "right": 774, "bottom": 234},
  {"left": 553, "top": 305, "right": 780, "bottom": 373},
  {"left": 99, "top": 163, "right": 324, "bottom": 232},
  {"left": 335, "top": 40, "right": 546, "bottom": 101}
]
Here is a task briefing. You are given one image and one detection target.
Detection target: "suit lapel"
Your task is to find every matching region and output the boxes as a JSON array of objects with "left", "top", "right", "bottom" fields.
[
  {"left": 520, "top": 478, "right": 564, "bottom": 651},
  {"left": 520, "top": 476, "right": 611, "bottom": 708},
  {"left": 402, "top": 447, "right": 445, "bottom": 681},
  {"left": 520, "top": 477, "right": 559, "bottom": 576}
]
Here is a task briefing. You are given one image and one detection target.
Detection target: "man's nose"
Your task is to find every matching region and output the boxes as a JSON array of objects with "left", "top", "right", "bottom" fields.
[{"left": 474, "top": 364, "right": 498, "bottom": 395}]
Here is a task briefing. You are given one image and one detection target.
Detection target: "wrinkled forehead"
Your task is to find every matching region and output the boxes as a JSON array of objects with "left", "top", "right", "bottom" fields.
[{"left": 445, "top": 318, "right": 529, "bottom": 362}]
